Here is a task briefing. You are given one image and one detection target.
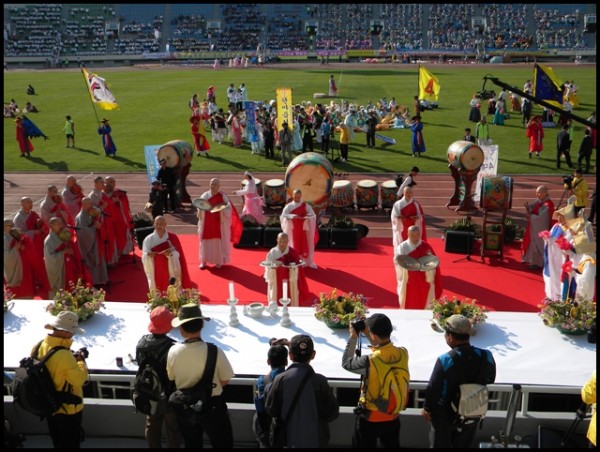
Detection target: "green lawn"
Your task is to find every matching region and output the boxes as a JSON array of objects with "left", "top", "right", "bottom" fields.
[{"left": 3, "top": 64, "right": 596, "bottom": 175}]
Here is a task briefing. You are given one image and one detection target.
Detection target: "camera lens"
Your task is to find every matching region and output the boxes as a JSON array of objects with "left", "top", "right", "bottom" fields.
[{"left": 352, "top": 319, "right": 366, "bottom": 333}]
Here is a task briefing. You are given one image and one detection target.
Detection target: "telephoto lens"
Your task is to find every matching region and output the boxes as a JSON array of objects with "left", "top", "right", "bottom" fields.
[{"left": 351, "top": 319, "right": 366, "bottom": 333}]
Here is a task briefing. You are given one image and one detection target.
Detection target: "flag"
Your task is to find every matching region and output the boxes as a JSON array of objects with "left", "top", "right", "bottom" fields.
[
  {"left": 82, "top": 68, "right": 119, "bottom": 110},
  {"left": 419, "top": 65, "right": 440, "bottom": 102},
  {"left": 22, "top": 115, "right": 48, "bottom": 140},
  {"left": 276, "top": 88, "right": 293, "bottom": 131},
  {"left": 533, "top": 63, "right": 563, "bottom": 109}
]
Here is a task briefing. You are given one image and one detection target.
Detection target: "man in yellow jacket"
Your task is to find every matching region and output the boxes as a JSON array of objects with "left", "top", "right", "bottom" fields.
[
  {"left": 581, "top": 370, "right": 596, "bottom": 447},
  {"left": 35, "top": 311, "right": 89, "bottom": 448}
]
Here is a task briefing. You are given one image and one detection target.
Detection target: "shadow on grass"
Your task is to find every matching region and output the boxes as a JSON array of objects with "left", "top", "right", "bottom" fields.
[
  {"left": 70, "top": 147, "right": 100, "bottom": 156},
  {"left": 25, "top": 156, "right": 69, "bottom": 171},
  {"left": 112, "top": 155, "right": 147, "bottom": 170}
]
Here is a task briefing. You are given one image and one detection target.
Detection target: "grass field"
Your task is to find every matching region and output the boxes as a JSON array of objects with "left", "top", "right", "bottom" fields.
[{"left": 3, "top": 63, "right": 596, "bottom": 175}]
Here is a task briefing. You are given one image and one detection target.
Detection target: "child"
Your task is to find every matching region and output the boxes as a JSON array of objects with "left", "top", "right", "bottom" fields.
[
  {"left": 253, "top": 339, "right": 289, "bottom": 448},
  {"left": 148, "top": 179, "right": 165, "bottom": 219}
]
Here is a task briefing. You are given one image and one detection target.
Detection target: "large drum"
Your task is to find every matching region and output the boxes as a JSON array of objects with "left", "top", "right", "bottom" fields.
[
  {"left": 380, "top": 180, "right": 399, "bottom": 209},
  {"left": 331, "top": 180, "right": 354, "bottom": 208},
  {"left": 264, "top": 178, "right": 286, "bottom": 208},
  {"left": 241, "top": 178, "right": 263, "bottom": 197},
  {"left": 479, "top": 176, "right": 514, "bottom": 211},
  {"left": 285, "top": 152, "right": 334, "bottom": 215},
  {"left": 356, "top": 179, "right": 378, "bottom": 209},
  {"left": 156, "top": 140, "right": 193, "bottom": 170},
  {"left": 447, "top": 140, "right": 484, "bottom": 172}
]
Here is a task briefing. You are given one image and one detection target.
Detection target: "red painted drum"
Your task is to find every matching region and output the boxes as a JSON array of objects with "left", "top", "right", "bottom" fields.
[
  {"left": 285, "top": 152, "right": 334, "bottom": 215},
  {"left": 447, "top": 140, "right": 484, "bottom": 172},
  {"left": 380, "top": 180, "right": 399, "bottom": 209},
  {"left": 356, "top": 179, "right": 378, "bottom": 209},
  {"left": 241, "top": 178, "right": 263, "bottom": 197},
  {"left": 479, "top": 175, "right": 514, "bottom": 211},
  {"left": 156, "top": 140, "right": 193, "bottom": 170},
  {"left": 331, "top": 180, "right": 354, "bottom": 208},
  {"left": 264, "top": 179, "right": 286, "bottom": 208}
]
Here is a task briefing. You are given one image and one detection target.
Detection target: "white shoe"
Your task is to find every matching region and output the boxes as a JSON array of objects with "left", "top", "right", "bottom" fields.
[{"left": 308, "top": 263, "right": 318, "bottom": 269}]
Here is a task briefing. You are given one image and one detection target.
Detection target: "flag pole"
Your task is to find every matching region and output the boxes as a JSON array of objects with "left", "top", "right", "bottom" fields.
[
  {"left": 81, "top": 68, "right": 101, "bottom": 125},
  {"left": 417, "top": 64, "right": 421, "bottom": 100}
]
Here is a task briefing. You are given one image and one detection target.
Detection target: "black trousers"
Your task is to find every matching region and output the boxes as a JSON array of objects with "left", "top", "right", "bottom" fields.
[
  {"left": 174, "top": 395, "right": 233, "bottom": 448},
  {"left": 47, "top": 411, "right": 84, "bottom": 448},
  {"left": 556, "top": 149, "right": 573, "bottom": 168}
]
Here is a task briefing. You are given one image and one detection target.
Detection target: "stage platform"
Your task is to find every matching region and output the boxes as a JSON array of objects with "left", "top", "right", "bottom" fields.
[{"left": 4, "top": 300, "right": 595, "bottom": 387}]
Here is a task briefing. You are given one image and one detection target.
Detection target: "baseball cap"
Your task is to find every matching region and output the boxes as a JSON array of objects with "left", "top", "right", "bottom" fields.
[
  {"left": 148, "top": 306, "right": 175, "bottom": 335},
  {"left": 290, "top": 334, "right": 314, "bottom": 357},
  {"left": 366, "top": 313, "right": 392, "bottom": 337},
  {"left": 444, "top": 314, "right": 473, "bottom": 336}
]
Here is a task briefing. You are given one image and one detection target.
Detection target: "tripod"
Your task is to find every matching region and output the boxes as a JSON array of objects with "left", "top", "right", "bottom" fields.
[
  {"left": 560, "top": 403, "right": 590, "bottom": 447},
  {"left": 452, "top": 231, "right": 476, "bottom": 263},
  {"left": 557, "top": 188, "right": 572, "bottom": 209}
]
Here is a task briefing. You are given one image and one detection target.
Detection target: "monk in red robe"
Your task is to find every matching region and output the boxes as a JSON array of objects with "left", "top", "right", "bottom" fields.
[{"left": 280, "top": 189, "right": 318, "bottom": 269}]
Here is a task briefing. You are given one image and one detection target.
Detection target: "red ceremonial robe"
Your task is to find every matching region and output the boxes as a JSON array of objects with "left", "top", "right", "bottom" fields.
[
  {"left": 24, "top": 211, "right": 47, "bottom": 260},
  {"left": 7, "top": 234, "right": 51, "bottom": 298},
  {"left": 150, "top": 233, "right": 192, "bottom": 292},
  {"left": 400, "top": 201, "right": 427, "bottom": 241},
  {"left": 202, "top": 192, "right": 243, "bottom": 244},
  {"left": 521, "top": 198, "right": 555, "bottom": 258},
  {"left": 274, "top": 246, "right": 311, "bottom": 305},
  {"left": 289, "top": 203, "right": 318, "bottom": 258},
  {"left": 405, "top": 241, "right": 443, "bottom": 309}
]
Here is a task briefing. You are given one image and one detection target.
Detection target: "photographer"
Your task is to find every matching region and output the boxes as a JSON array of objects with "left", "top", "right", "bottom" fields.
[
  {"left": 35, "top": 311, "right": 89, "bottom": 448},
  {"left": 341, "top": 314, "right": 410, "bottom": 448},
  {"left": 569, "top": 168, "right": 589, "bottom": 216}
]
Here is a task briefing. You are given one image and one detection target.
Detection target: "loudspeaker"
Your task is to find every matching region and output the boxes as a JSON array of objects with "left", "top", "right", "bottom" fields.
[
  {"left": 330, "top": 228, "right": 359, "bottom": 249},
  {"left": 316, "top": 228, "right": 330, "bottom": 249},
  {"left": 235, "top": 226, "right": 263, "bottom": 248},
  {"left": 262, "top": 227, "right": 282, "bottom": 249},
  {"left": 444, "top": 230, "right": 475, "bottom": 254},
  {"left": 134, "top": 226, "right": 155, "bottom": 251}
]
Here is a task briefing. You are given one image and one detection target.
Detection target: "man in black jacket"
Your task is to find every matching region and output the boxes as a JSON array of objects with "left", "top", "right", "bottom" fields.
[
  {"left": 135, "top": 306, "right": 181, "bottom": 448},
  {"left": 556, "top": 123, "right": 574, "bottom": 169},
  {"left": 157, "top": 159, "right": 178, "bottom": 213}
]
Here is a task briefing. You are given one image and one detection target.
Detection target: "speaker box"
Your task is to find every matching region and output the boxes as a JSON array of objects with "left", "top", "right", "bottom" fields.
[
  {"left": 330, "top": 228, "right": 359, "bottom": 249},
  {"left": 235, "top": 226, "right": 263, "bottom": 248},
  {"left": 444, "top": 230, "right": 475, "bottom": 254},
  {"left": 262, "top": 227, "right": 282, "bottom": 249},
  {"left": 134, "top": 226, "right": 155, "bottom": 251},
  {"left": 316, "top": 228, "right": 330, "bottom": 249}
]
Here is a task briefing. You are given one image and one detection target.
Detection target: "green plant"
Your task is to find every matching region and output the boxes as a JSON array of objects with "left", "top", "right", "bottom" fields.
[
  {"left": 45, "top": 279, "right": 106, "bottom": 321},
  {"left": 445, "top": 217, "right": 482, "bottom": 239},
  {"left": 328, "top": 215, "right": 356, "bottom": 229},
  {"left": 538, "top": 296, "right": 596, "bottom": 332},
  {"left": 265, "top": 215, "right": 282, "bottom": 228},
  {"left": 147, "top": 287, "right": 202, "bottom": 314},
  {"left": 486, "top": 217, "right": 523, "bottom": 242},
  {"left": 313, "top": 288, "right": 368, "bottom": 326},
  {"left": 430, "top": 296, "right": 488, "bottom": 327}
]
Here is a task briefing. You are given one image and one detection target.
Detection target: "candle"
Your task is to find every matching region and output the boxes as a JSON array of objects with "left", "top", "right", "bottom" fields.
[
  {"left": 282, "top": 280, "right": 288, "bottom": 299},
  {"left": 229, "top": 281, "right": 235, "bottom": 300}
]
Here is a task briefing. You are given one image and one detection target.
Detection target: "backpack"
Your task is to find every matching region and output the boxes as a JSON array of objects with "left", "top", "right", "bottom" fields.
[
  {"left": 364, "top": 348, "right": 410, "bottom": 416},
  {"left": 12, "top": 341, "right": 81, "bottom": 419},
  {"left": 168, "top": 343, "right": 217, "bottom": 413},
  {"left": 449, "top": 349, "right": 489, "bottom": 428},
  {"left": 131, "top": 354, "right": 168, "bottom": 416}
]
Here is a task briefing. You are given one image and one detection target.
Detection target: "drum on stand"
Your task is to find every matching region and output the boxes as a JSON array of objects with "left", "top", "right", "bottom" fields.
[
  {"left": 380, "top": 180, "right": 399, "bottom": 209},
  {"left": 156, "top": 140, "right": 194, "bottom": 203},
  {"left": 479, "top": 176, "right": 514, "bottom": 211},
  {"left": 447, "top": 140, "right": 484, "bottom": 172},
  {"left": 356, "top": 179, "right": 378, "bottom": 209},
  {"left": 330, "top": 180, "right": 354, "bottom": 209},
  {"left": 285, "top": 152, "right": 334, "bottom": 217},
  {"left": 264, "top": 178, "right": 286, "bottom": 208}
]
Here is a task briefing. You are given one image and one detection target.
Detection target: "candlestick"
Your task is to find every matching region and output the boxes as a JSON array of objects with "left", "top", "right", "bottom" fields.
[
  {"left": 282, "top": 280, "right": 288, "bottom": 300},
  {"left": 227, "top": 296, "right": 240, "bottom": 327},
  {"left": 229, "top": 281, "right": 235, "bottom": 301},
  {"left": 279, "top": 296, "right": 291, "bottom": 327}
]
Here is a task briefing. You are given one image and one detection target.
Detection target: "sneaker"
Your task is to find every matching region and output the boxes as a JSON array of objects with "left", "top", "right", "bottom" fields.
[
  {"left": 536, "top": 153, "right": 540, "bottom": 159},
  {"left": 196, "top": 152, "right": 201, "bottom": 157},
  {"left": 199, "top": 264, "right": 207, "bottom": 270}
]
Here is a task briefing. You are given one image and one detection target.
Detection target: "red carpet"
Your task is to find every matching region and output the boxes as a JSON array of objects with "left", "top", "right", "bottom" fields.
[{"left": 105, "top": 236, "right": 542, "bottom": 313}]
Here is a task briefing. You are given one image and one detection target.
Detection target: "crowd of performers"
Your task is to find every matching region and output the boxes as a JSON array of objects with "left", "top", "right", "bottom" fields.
[
  {"left": 186, "top": 82, "right": 426, "bottom": 165},
  {"left": 4, "top": 175, "right": 133, "bottom": 300}
]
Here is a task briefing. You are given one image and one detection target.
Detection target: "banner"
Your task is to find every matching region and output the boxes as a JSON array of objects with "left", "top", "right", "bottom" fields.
[
  {"left": 474, "top": 144, "right": 499, "bottom": 203},
  {"left": 419, "top": 65, "right": 440, "bottom": 102},
  {"left": 82, "top": 68, "right": 119, "bottom": 110},
  {"left": 276, "top": 88, "right": 293, "bottom": 132},
  {"left": 533, "top": 63, "right": 563, "bottom": 109},
  {"left": 244, "top": 101, "right": 258, "bottom": 142},
  {"left": 144, "top": 145, "right": 161, "bottom": 185}
]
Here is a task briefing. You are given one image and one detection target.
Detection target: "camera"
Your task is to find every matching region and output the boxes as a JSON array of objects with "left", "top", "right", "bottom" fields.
[
  {"left": 563, "top": 175, "right": 574, "bottom": 189},
  {"left": 351, "top": 319, "right": 366, "bottom": 334},
  {"left": 353, "top": 403, "right": 367, "bottom": 416},
  {"left": 73, "top": 347, "right": 89, "bottom": 360}
]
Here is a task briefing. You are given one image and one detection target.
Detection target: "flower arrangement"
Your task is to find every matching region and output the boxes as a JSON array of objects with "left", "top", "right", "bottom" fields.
[
  {"left": 46, "top": 279, "right": 106, "bottom": 321},
  {"left": 430, "top": 296, "right": 488, "bottom": 328},
  {"left": 4, "top": 287, "right": 15, "bottom": 312},
  {"left": 146, "top": 287, "right": 202, "bottom": 314},
  {"left": 314, "top": 288, "right": 368, "bottom": 327},
  {"left": 538, "top": 296, "right": 596, "bottom": 334}
]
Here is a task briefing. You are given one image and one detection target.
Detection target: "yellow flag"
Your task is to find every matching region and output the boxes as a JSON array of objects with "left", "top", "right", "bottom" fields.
[
  {"left": 419, "top": 65, "right": 440, "bottom": 102},
  {"left": 82, "top": 68, "right": 119, "bottom": 110},
  {"left": 276, "top": 88, "right": 293, "bottom": 131}
]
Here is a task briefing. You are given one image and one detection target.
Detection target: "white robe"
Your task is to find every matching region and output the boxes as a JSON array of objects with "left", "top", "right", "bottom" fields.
[
  {"left": 4, "top": 232, "right": 22, "bottom": 287},
  {"left": 264, "top": 245, "right": 301, "bottom": 307},
  {"left": 197, "top": 191, "right": 233, "bottom": 266},
  {"left": 280, "top": 201, "right": 317, "bottom": 268},
  {"left": 390, "top": 198, "right": 425, "bottom": 250},
  {"left": 141, "top": 230, "right": 182, "bottom": 292}
]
